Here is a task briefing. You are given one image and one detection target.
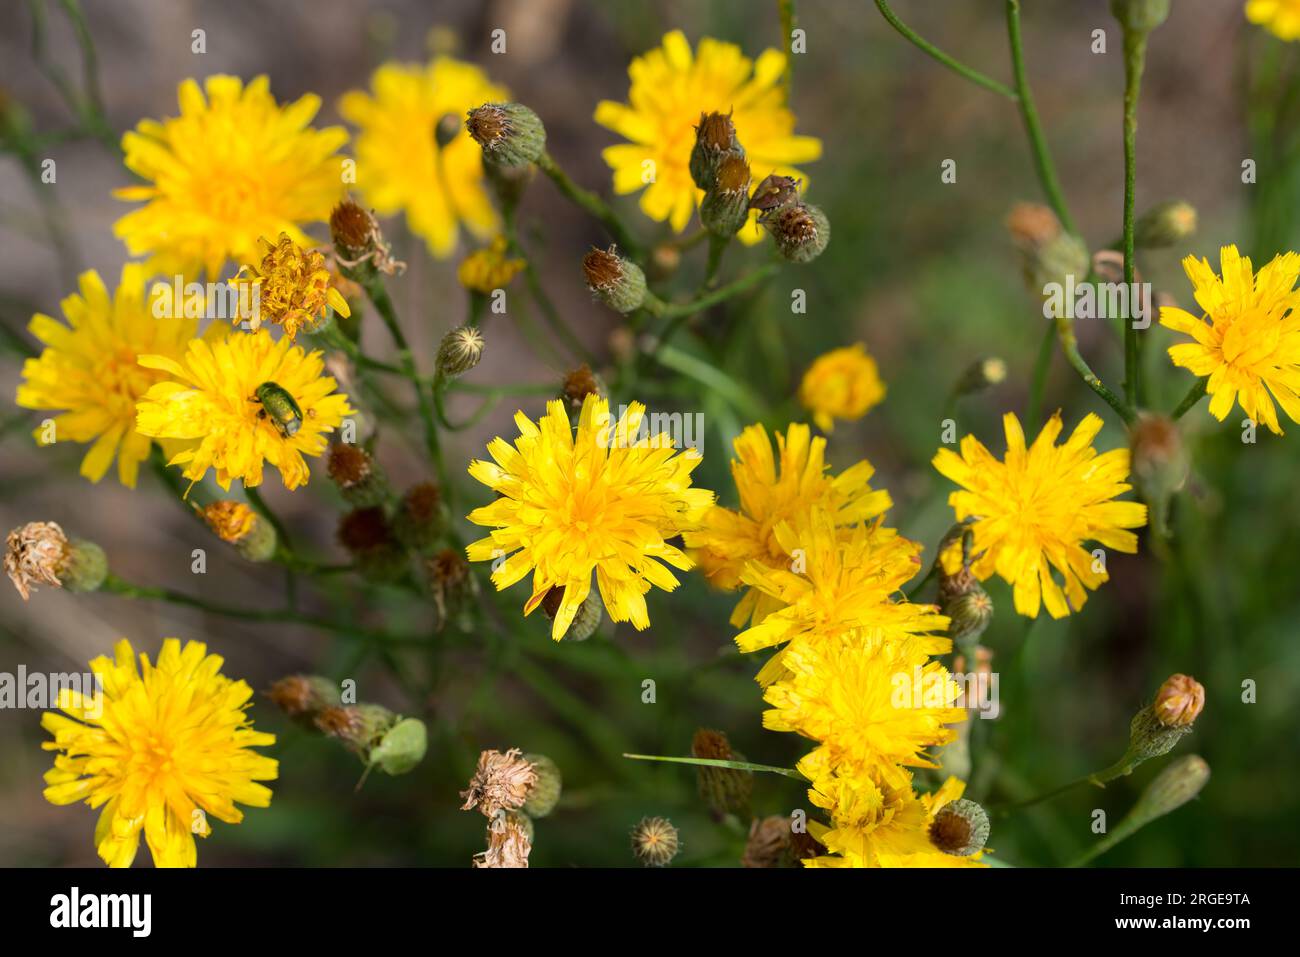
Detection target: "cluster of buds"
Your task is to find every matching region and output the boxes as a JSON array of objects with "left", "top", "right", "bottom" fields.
[
  {"left": 327, "top": 442, "right": 390, "bottom": 508},
  {"left": 582, "top": 245, "right": 647, "bottom": 314},
  {"left": 466, "top": 102, "right": 547, "bottom": 168},
  {"left": 267, "top": 675, "right": 427, "bottom": 779},
  {"left": 197, "top": 501, "right": 277, "bottom": 563},
  {"left": 5, "top": 521, "right": 106, "bottom": 601},
  {"left": 460, "top": 748, "right": 563, "bottom": 868},
  {"left": 329, "top": 198, "right": 405, "bottom": 279},
  {"left": 630, "top": 815, "right": 680, "bottom": 867},
  {"left": 691, "top": 728, "right": 753, "bottom": 821}
]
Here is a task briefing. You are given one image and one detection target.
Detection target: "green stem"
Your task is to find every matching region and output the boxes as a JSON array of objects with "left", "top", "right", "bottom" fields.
[
  {"left": 536, "top": 150, "right": 640, "bottom": 256},
  {"left": 1054, "top": 314, "right": 1135, "bottom": 424},
  {"left": 1121, "top": 26, "right": 1149, "bottom": 408},
  {"left": 874, "top": 0, "right": 1019, "bottom": 101},
  {"left": 1027, "top": 319, "right": 1055, "bottom": 431},
  {"left": 1170, "top": 380, "right": 1207, "bottom": 420},
  {"left": 703, "top": 234, "right": 728, "bottom": 288},
  {"left": 650, "top": 343, "right": 767, "bottom": 420},
  {"left": 623, "top": 753, "right": 805, "bottom": 780},
  {"left": 649, "top": 262, "right": 780, "bottom": 322},
  {"left": 1005, "top": 0, "right": 1077, "bottom": 233}
]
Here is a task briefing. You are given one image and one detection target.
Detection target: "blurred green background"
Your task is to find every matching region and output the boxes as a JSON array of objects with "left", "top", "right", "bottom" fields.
[{"left": 1, "top": 0, "right": 1297, "bottom": 867}]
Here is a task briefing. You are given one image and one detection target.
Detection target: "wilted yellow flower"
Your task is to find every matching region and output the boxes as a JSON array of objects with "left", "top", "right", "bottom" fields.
[
  {"left": 594, "top": 31, "right": 822, "bottom": 241},
  {"left": 1246, "top": 0, "right": 1300, "bottom": 40},
  {"left": 114, "top": 76, "right": 348, "bottom": 280},
  {"left": 232, "top": 232, "right": 350, "bottom": 339},
  {"left": 197, "top": 501, "right": 257, "bottom": 543},
  {"left": 683, "top": 423, "right": 892, "bottom": 628},
  {"left": 1160, "top": 245, "right": 1300, "bottom": 434},
  {"left": 466, "top": 394, "right": 714, "bottom": 640},
  {"left": 932, "top": 412, "right": 1148, "bottom": 620},
  {"left": 135, "top": 328, "right": 354, "bottom": 491},
  {"left": 339, "top": 58, "right": 506, "bottom": 258},
  {"left": 15, "top": 265, "right": 202, "bottom": 487},
  {"left": 458, "top": 236, "right": 525, "bottom": 293},
  {"left": 41, "top": 638, "right": 277, "bottom": 868},
  {"left": 798, "top": 343, "right": 886, "bottom": 432}
]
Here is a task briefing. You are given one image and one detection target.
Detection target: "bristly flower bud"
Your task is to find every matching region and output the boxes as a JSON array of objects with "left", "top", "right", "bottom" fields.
[
  {"left": 630, "top": 816, "right": 680, "bottom": 867},
  {"left": 198, "top": 501, "right": 277, "bottom": 562},
  {"left": 327, "top": 443, "right": 390, "bottom": 508},
  {"left": 314, "top": 703, "right": 397, "bottom": 759},
  {"left": 700, "top": 153, "right": 752, "bottom": 237},
  {"left": 1153, "top": 673, "right": 1204, "bottom": 728},
  {"left": 1129, "top": 413, "right": 1188, "bottom": 537},
  {"left": 521, "top": 753, "right": 562, "bottom": 818},
  {"left": 1124, "top": 703, "right": 1193, "bottom": 765},
  {"left": 582, "top": 246, "right": 647, "bottom": 313},
  {"left": 1031, "top": 232, "right": 1090, "bottom": 293},
  {"left": 267, "top": 674, "right": 340, "bottom": 727},
  {"left": 689, "top": 110, "right": 742, "bottom": 190},
  {"left": 1127, "top": 754, "right": 1209, "bottom": 830},
  {"left": 1110, "top": 0, "right": 1171, "bottom": 34},
  {"left": 539, "top": 585, "right": 604, "bottom": 641},
  {"left": 560, "top": 363, "right": 605, "bottom": 413},
  {"left": 461, "top": 747, "right": 538, "bottom": 818},
  {"left": 5, "top": 521, "right": 106, "bottom": 600},
  {"left": 750, "top": 173, "right": 801, "bottom": 217},
  {"left": 929, "top": 798, "right": 991, "bottom": 857},
  {"left": 938, "top": 530, "right": 994, "bottom": 646},
  {"left": 369, "top": 716, "right": 428, "bottom": 776},
  {"left": 1134, "top": 200, "right": 1197, "bottom": 249},
  {"left": 691, "top": 728, "right": 753, "bottom": 820},
  {"left": 466, "top": 102, "right": 546, "bottom": 167},
  {"left": 436, "top": 325, "right": 485, "bottom": 379},
  {"left": 394, "top": 482, "right": 447, "bottom": 552},
  {"left": 337, "top": 506, "right": 409, "bottom": 583},
  {"left": 742, "top": 816, "right": 794, "bottom": 868},
  {"left": 767, "top": 203, "right": 830, "bottom": 263}
]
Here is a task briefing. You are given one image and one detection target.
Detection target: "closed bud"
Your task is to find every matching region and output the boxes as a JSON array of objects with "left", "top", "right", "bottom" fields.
[
  {"left": 767, "top": 203, "right": 830, "bottom": 263},
  {"left": 1005, "top": 202, "right": 1061, "bottom": 249},
  {"left": 198, "top": 501, "right": 277, "bottom": 562},
  {"left": 540, "top": 584, "right": 604, "bottom": 640},
  {"left": 700, "top": 153, "right": 752, "bottom": 237},
  {"left": 1153, "top": 673, "right": 1204, "bottom": 728},
  {"left": 1111, "top": 0, "right": 1171, "bottom": 33},
  {"left": 337, "top": 506, "right": 409, "bottom": 583},
  {"left": 1134, "top": 200, "right": 1197, "bottom": 248},
  {"left": 953, "top": 357, "right": 1008, "bottom": 397},
  {"left": 691, "top": 728, "right": 753, "bottom": 819},
  {"left": 689, "top": 111, "right": 741, "bottom": 190},
  {"left": 560, "top": 363, "right": 604, "bottom": 413},
  {"left": 521, "top": 753, "right": 562, "bottom": 817},
  {"left": 742, "top": 816, "right": 794, "bottom": 868},
  {"left": 939, "top": 549, "right": 994, "bottom": 646},
  {"left": 436, "top": 325, "right": 485, "bottom": 379},
  {"left": 369, "top": 717, "right": 427, "bottom": 775},
  {"left": 583, "top": 246, "right": 647, "bottom": 313},
  {"left": 267, "top": 674, "right": 340, "bottom": 726},
  {"left": 1125, "top": 703, "right": 1192, "bottom": 765},
  {"left": 425, "top": 547, "right": 479, "bottom": 631},
  {"left": 314, "top": 703, "right": 397, "bottom": 759},
  {"left": 1127, "top": 754, "right": 1210, "bottom": 831},
  {"left": 1030, "top": 232, "right": 1090, "bottom": 292},
  {"left": 929, "top": 798, "right": 991, "bottom": 857},
  {"left": 327, "top": 443, "right": 389, "bottom": 507},
  {"left": 395, "top": 482, "right": 447, "bottom": 551},
  {"left": 1129, "top": 413, "right": 1188, "bottom": 536},
  {"left": 5, "top": 521, "right": 106, "bottom": 600},
  {"left": 466, "top": 102, "right": 546, "bottom": 167},
  {"left": 630, "top": 816, "right": 680, "bottom": 867}
]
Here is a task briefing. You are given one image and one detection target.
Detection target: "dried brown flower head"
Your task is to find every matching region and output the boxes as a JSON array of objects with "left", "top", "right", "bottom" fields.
[
  {"left": 337, "top": 506, "right": 396, "bottom": 553},
  {"left": 5, "top": 521, "right": 69, "bottom": 600},
  {"left": 695, "top": 111, "right": 737, "bottom": 152},
  {"left": 327, "top": 443, "right": 374, "bottom": 489},
  {"left": 466, "top": 104, "right": 509, "bottom": 149},
  {"left": 742, "top": 815, "right": 792, "bottom": 868},
  {"left": 460, "top": 748, "right": 539, "bottom": 818},
  {"left": 562, "top": 364, "right": 602, "bottom": 409},
  {"left": 473, "top": 810, "right": 533, "bottom": 868},
  {"left": 582, "top": 247, "right": 624, "bottom": 291}
]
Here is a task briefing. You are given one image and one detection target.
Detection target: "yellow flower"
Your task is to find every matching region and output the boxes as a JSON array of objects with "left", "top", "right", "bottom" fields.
[
  {"left": 1159, "top": 245, "right": 1300, "bottom": 434},
  {"left": 233, "top": 232, "right": 351, "bottom": 339},
  {"left": 41, "top": 638, "right": 277, "bottom": 868},
  {"left": 932, "top": 412, "right": 1148, "bottom": 619},
  {"left": 683, "top": 422, "right": 892, "bottom": 628},
  {"left": 594, "top": 31, "right": 822, "bottom": 241},
  {"left": 339, "top": 58, "right": 507, "bottom": 258},
  {"left": 15, "top": 265, "right": 201, "bottom": 487},
  {"left": 1246, "top": 0, "right": 1300, "bottom": 40},
  {"left": 765, "top": 633, "right": 965, "bottom": 786},
  {"left": 114, "top": 75, "right": 348, "bottom": 280},
  {"left": 458, "top": 236, "right": 525, "bottom": 293},
  {"left": 802, "top": 765, "right": 934, "bottom": 868},
  {"left": 466, "top": 394, "right": 714, "bottom": 640},
  {"left": 798, "top": 343, "right": 886, "bottom": 432},
  {"left": 135, "top": 328, "right": 354, "bottom": 491},
  {"left": 734, "top": 509, "right": 948, "bottom": 684}
]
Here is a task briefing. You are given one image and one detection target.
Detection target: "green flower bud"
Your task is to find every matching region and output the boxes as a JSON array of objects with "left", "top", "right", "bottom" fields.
[
  {"left": 466, "top": 102, "right": 546, "bottom": 167},
  {"left": 582, "top": 246, "right": 646, "bottom": 314},
  {"left": 540, "top": 585, "right": 604, "bottom": 641},
  {"left": 1126, "top": 755, "right": 1210, "bottom": 830},
  {"left": 767, "top": 203, "right": 830, "bottom": 263},
  {"left": 929, "top": 798, "right": 991, "bottom": 857},
  {"left": 436, "top": 325, "right": 485, "bottom": 379},
  {"left": 315, "top": 703, "right": 397, "bottom": 759},
  {"left": 5, "top": 522, "right": 107, "bottom": 600},
  {"left": 1134, "top": 200, "right": 1197, "bottom": 249},
  {"left": 327, "top": 443, "right": 390, "bottom": 508},
  {"left": 691, "top": 729, "right": 753, "bottom": 820},
  {"left": 1031, "top": 232, "right": 1090, "bottom": 293},
  {"left": 521, "top": 753, "right": 562, "bottom": 817},
  {"left": 61, "top": 539, "right": 107, "bottom": 594},
  {"left": 689, "top": 111, "right": 742, "bottom": 191},
  {"left": 1125, "top": 704, "right": 1193, "bottom": 764},
  {"left": 1110, "top": 0, "right": 1171, "bottom": 33},
  {"left": 370, "top": 717, "right": 428, "bottom": 776},
  {"left": 268, "top": 674, "right": 341, "bottom": 727},
  {"left": 700, "top": 153, "right": 752, "bottom": 237}
]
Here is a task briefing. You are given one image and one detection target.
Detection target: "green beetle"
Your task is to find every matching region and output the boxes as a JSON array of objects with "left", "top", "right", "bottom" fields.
[{"left": 250, "top": 381, "right": 304, "bottom": 437}]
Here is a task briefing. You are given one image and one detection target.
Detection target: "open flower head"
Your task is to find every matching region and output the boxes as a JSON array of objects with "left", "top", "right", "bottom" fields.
[
  {"left": 683, "top": 423, "right": 892, "bottom": 628},
  {"left": 802, "top": 764, "right": 933, "bottom": 868},
  {"left": 1159, "top": 245, "right": 1300, "bottom": 434},
  {"left": 932, "top": 412, "right": 1148, "bottom": 619},
  {"left": 458, "top": 236, "right": 525, "bottom": 293},
  {"left": 594, "top": 31, "right": 822, "bottom": 242},
  {"left": 799, "top": 343, "right": 886, "bottom": 432},
  {"left": 41, "top": 638, "right": 277, "bottom": 868},
  {"left": 135, "top": 328, "right": 354, "bottom": 491},
  {"left": 114, "top": 76, "right": 348, "bottom": 280},
  {"left": 466, "top": 394, "right": 714, "bottom": 640},
  {"left": 233, "top": 232, "right": 350, "bottom": 339},
  {"left": 339, "top": 58, "right": 507, "bottom": 258},
  {"left": 16, "top": 265, "right": 202, "bottom": 487},
  {"left": 1247, "top": 0, "right": 1300, "bottom": 40}
]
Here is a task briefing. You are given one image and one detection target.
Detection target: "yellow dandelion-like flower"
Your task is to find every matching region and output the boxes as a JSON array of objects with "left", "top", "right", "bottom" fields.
[
  {"left": 798, "top": 343, "right": 886, "bottom": 432},
  {"left": 932, "top": 411, "right": 1148, "bottom": 620},
  {"left": 339, "top": 58, "right": 507, "bottom": 258},
  {"left": 765, "top": 634, "right": 964, "bottom": 787},
  {"left": 114, "top": 75, "right": 348, "bottom": 280},
  {"left": 802, "top": 765, "right": 935, "bottom": 869},
  {"left": 135, "top": 328, "right": 354, "bottom": 491},
  {"left": 458, "top": 236, "right": 526, "bottom": 293},
  {"left": 734, "top": 509, "right": 948, "bottom": 684},
  {"left": 41, "top": 638, "right": 277, "bottom": 868},
  {"left": 232, "top": 232, "right": 351, "bottom": 339},
  {"left": 594, "top": 31, "right": 822, "bottom": 241},
  {"left": 1246, "top": 0, "right": 1300, "bottom": 40},
  {"left": 683, "top": 422, "right": 892, "bottom": 628},
  {"left": 15, "top": 265, "right": 202, "bottom": 487},
  {"left": 1159, "top": 244, "right": 1300, "bottom": 434},
  {"left": 466, "top": 394, "right": 714, "bottom": 640}
]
